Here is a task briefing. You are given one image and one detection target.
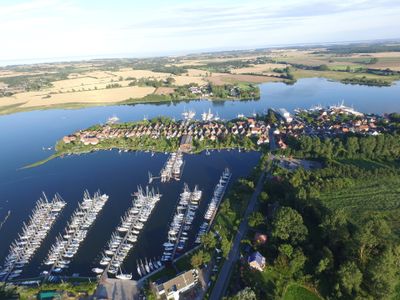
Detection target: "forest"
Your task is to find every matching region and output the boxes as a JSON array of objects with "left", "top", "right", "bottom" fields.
[{"left": 231, "top": 158, "right": 400, "bottom": 300}]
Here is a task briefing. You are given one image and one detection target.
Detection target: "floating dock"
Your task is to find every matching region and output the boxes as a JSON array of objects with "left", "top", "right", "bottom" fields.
[
  {"left": 98, "top": 186, "right": 161, "bottom": 277},
  {"left": 162, "top": 184, "right": 202, "bottom": 262},
  {"left": 44, "top": 190, "right": 108, "bottom": 277},
  {"left": 195, "top": 168, "right": 232, "bottom": 244},
  {"left": 0, "top": 194, "right": 66, "bottom": 282}
]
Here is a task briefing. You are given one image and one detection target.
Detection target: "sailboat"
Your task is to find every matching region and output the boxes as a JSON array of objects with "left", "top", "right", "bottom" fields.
[
  {"left": 116, "top": 267, "right": 132, "bottom": 280},
  {"left": 136, "top": 260, "right": 142, "bottom": 277}
]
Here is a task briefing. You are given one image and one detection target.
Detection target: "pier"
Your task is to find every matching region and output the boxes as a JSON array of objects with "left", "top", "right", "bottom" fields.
[
  {"left": 195, "top": 169, "right": 232, "bottom": 244},
  {"left": 160, "top": 151, "right": 184, "bottom": 182},
  {"left": 44, "top": 191, "right": 108, "bottom": 279},
  {"left": 0, "top": 194, "right": 66, "bottom": 282},
  {"left": 99, "top": 186, "right": 161, "bottom": 278},
  {"left": 163, "top": 185, "right": 202, "bottom": 262}
]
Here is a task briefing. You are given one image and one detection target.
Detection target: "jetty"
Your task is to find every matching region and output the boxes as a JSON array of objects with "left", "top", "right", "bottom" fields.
[
  {"left": 98, "top": 186, "right": 161, "bottom": 278},
  {"left": 44, "top": 191, "right": 108, "bottom": 278},
  {"left": 162, "top": 185, "right": 202, "bottom": 262},
  {"left": 195, "top": 169, "right": 232, "bottom": 244},
  {"left": 0, "top": 194, "right": 66, "bottom": 282},
  {"left": 160, "top": 151, "right": 184, "bottom": 182}
]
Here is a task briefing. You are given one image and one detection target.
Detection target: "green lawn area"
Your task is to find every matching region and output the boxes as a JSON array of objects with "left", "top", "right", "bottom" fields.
[{"left": 283, "top": 284, "right": 322, "bottom": 300}]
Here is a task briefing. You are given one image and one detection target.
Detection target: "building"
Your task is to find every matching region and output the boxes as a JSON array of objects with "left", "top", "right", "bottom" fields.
[
  {"left": 180, "top": 135, "right": 193, "bottom": 153},
  {"left": 254, "top": 233, "right": 268, "bottom": 245},
  {"left": 277, "top": 108, "right": 293, "bottom": 123},
  {"left": 153, "top": 269, "right": 199, "bottom": 300},
  {"left": 248, "top": 251, "right": 266, "bottom": 271}
]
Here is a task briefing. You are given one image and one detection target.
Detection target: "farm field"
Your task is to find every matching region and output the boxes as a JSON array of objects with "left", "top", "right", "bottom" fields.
[
  {"left": 319, "top": 170, "right": 400, "bottom": 233},
  {"left": 1, "top": 44, "right": 400, "bottom": 115}
]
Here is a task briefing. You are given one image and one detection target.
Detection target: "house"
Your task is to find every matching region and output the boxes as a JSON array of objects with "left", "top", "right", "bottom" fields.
[
  {"left": 180, "top": 135, "right": 193, "bottom": 153},
  {"left": 277, "top": 108, "right": 293, "bottom": 123},
  {"left": 152, "top": 269, "right": 199, "bottom": 300},
  {"left": 62, "top": 135, "right": 77, "bottom": 143},
  {"left": 248, "top": 251, "right": 266, "bottom": 271},
  {"left": 278, "top": 139, "right": 287, "bottom": 149},
  {"left": 254, "top": 233, "right": 268, "bottom": 245}
]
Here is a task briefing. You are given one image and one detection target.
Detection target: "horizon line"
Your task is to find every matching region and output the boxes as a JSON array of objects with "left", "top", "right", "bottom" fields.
[{"left": 1, "top": 37, "right": 400, "bottom": 68}]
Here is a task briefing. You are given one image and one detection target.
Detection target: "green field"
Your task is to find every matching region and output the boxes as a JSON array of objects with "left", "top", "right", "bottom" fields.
[
  {"left": 319, "top": 173, "right": 400, "bottom": 232},
  {"left": 291, "top": 69, "right": 400, "bottom": 84},
  {"left": 283, "top": 284, "right": 322, "bottom": 300}
]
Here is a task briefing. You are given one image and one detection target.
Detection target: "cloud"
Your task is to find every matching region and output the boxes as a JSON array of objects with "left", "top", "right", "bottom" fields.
[{"left": 0, "top": 0, "right": 399, "bottom": 61}]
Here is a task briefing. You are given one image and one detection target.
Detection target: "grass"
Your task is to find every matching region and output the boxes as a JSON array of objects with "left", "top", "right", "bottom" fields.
[
  {"left": 292, "top": 69, "right": 400, "bottom": 83},
  {"left": 21, "top": 154, "right": 60, "bottom": 169},
  {"left": 17, "top": 281, "right": 98, "bottom": 300},
  {"left": 282, "top": 283, "right": 322, "bottom": 300}
]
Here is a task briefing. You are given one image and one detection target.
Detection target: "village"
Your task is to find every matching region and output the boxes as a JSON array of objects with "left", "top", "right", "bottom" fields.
[
  {"left": 61, "top": 117, "right": 271, "bottom": 153},
  {"left": 59, "top": 102, "right": 394, "bottom": 157}
]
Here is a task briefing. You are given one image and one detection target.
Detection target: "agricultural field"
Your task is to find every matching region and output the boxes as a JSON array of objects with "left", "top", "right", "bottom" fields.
[
  {"left": 1, "top": 43, "right": 400, "bottom": 115},
  {"left": 319, "top": 171, "right": 400, "bottom": 233}
]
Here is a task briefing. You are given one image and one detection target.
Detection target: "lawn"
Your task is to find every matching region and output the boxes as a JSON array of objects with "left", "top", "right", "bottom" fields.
[{"left": 283, "top": 283, "right": 322, "bottom": 300}]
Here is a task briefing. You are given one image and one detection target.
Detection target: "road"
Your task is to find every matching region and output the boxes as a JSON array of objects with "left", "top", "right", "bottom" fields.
[
  {"left": 209, "top": 170, "right": 266, "bottom": 300},
  {"left": 268, "top": 127, "right": 278, "bottom": 151}
]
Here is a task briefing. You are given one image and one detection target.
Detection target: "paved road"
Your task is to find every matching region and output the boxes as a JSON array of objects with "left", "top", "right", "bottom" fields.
[
  {"left": 268, "top": 127, "right": 278, "bottom": 151},
  {"left": 94, "top": 278, "right": 139, "bottom": 300},
  {"left": 209, "top": 171, "right": 266, "bottom": 300}
]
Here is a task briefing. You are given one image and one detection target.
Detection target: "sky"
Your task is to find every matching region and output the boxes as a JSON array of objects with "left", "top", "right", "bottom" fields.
[{"left": 1, "top": 0, "right": 400, "bottom": 63}]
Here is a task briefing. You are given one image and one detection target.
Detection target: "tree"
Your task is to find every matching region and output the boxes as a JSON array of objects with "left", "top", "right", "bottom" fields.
[
  {"left": 191, "top": 250, "right": 204, "bottom": 269},
  {"left": 315, "top": 247, "right": 334, "bottom": 274},
  {"left": 248, "top": 212, "right": 264, "bottom": 227},
  {"left": 354, "top": 218, "right": 391, "bottom": 264},
  {"left": 221, "top": 237, "right": 231, "bottom": 258},
  {"left": 272, "top": 207, "right": 308, "bottom": 244},
  {"left": 201, "top": 232, "right": 217, "bottom": 250},
  {"left": 0, "top": 283, "right": 17, "bottom": 299},
  {"left": 289, "top": 248, "right": 307, "bottom": 278},
  {"left": 337, "top": 261, "right": 363, "bottom": 297},
  {"left": 190, "top": 249, "right": 211, "bottom": 269},
  {"left": 365, "top": 248, "right": 398, "bottom": 299},
  {"left": 278, "top": 244, "right": 293, "bottom": 258},
  {"left": 230, "top": 287, "right": 257, "bottom": 300},
  {"left": 266, "top": 109, "right": 278, "bottom": 124}
]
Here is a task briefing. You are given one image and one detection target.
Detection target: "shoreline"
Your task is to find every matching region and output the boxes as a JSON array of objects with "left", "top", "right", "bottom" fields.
[{"left": 2, "top": 75, "right": 399, "bottom": 117}]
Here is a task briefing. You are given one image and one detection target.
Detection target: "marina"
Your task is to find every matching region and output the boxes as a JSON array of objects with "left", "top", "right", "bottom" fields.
[
  {"left": 44, "top": 191, "right": 108, "bottom": 276},
  {"left": 0, "top": 194, "right": 66, "bottom": 281},
  {"left": 135, "top": 257, "right": 163, "bottom": 279},
  {"left": 162, "top": 184, "right": 202, "bottom": 262},
  {"left": 160, "top": 151, "right": 184, "bottom": 183},
  {"left": 1, "top": 78, "right": 394, "bottom": 280},
  {"left": 98, "top": 186, "right": 161, "bottom": 278},
  {"left": 196, "top": 168, "right": 232, "bottom": 244}
]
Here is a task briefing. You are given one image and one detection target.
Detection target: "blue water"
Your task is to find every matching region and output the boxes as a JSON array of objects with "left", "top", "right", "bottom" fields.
[{"left": 0, "top": 78, "right": 399, "bottom": 279}]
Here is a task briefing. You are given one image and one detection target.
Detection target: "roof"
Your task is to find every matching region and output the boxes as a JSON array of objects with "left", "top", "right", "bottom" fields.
[
  {"left": 254, "top": 233, "right": 268, "bottom": 244},
  {"left": 180, "top": 135, "right": 193, "bottom": 145},
  {"left": 156, "top": 269, "right": 198, "bottom": 295},
  {"left": 248, "top": 251, "right": 265, "bottom": 265},
  {"left": 37, "top": 291, "right": 60, "bottom": 300}
]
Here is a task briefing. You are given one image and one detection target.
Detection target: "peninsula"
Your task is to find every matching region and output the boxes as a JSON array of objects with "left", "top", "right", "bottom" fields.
[{"left": 28, "top": 104, "right": 400, "bottom": 169}]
